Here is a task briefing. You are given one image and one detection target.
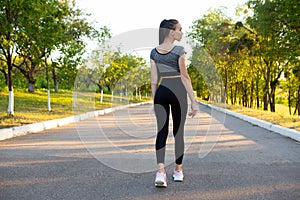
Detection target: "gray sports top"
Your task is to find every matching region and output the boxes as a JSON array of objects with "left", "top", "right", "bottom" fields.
[{"left": 150, "top": 45, "right": 186, "bottom": 76}]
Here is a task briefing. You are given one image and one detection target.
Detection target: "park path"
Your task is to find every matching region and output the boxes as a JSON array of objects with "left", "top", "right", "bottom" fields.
[{"left": 0, "top": 103, "right": 299, "bottom": 200}]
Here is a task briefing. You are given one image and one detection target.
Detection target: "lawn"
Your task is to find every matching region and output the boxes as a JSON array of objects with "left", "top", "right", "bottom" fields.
[
  {"left": 1, "top": 90, "right": 299, "bottom": 132},
  {"left": 209, "top": 101, "right": 300, "bottom": 131},
  {"left": 0, "top": 89, "right": 150, "bottom": 128}
]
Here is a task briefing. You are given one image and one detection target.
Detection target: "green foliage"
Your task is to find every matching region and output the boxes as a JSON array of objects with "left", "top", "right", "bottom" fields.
[
  {"left": 246, "top": 0, "right": 300, "bottom": 113},
  {"left": 188, "top": 1, "right": 300, "bottom": 115},
  {"left": 1, "top": 0, "right": 299, "bottom": 117},
  {"left": 101, "top": 52, "right": 147, "bottom": 93},
  {"left": 0, "top": 73, "right": 6, "bottom": 92},
  {"left": 0, "top": 0, "right": 106, "bottom": 93},
  {"left": 74, "top": 48, "right": 148, "bottom": 99},
  {"left": 189, "top": 45, "right": 221, "bottom": 100},
  {"left": 189, "top": 9, "right": 238, "bottom": 103}
]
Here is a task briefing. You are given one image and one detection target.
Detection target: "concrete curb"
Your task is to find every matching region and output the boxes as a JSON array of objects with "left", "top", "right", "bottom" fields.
[
  {"left": 0, "top": 102, "right": 149, "bottom": 141},
  {"left": 199, "top": 102, "right": 300, "bottom": 142}
]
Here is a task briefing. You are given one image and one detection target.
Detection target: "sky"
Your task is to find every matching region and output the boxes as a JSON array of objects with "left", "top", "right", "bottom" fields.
[
  {"left": 75, "top": 0, "right": 248, "bottom": 59},
  {"left": 76, "top": 0, "right": 248, "bottom": 36}
]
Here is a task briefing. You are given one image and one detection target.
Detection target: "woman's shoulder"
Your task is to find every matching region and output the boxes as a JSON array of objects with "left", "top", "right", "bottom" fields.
[
  {"left": 173, "top": 45, "right": 186, "bottom": 56},
  {"left": 150, "top": 48, "right": 157, "bottom": 60},
  {"left": 150, "top": 45, "right": 185, "bottom": 56},
  {"left": 173, "top": 45, "right": 184, "bottom": 50},
  {"left": 150, "top": 47, "right": 159, "bottom": 54}
]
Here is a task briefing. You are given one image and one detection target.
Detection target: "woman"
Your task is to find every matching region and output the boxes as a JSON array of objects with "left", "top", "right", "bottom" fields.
[{"left": 150, "top": 19, "right": 198, "bottom": 188}]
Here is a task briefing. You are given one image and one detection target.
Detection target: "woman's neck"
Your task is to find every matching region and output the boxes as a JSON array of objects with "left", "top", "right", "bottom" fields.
[
  {"left": 157, "top": 37, "right": 175, "bottom": 52},
  {"left": 163, "top": 37, "right": 175, "bottom": 45}
]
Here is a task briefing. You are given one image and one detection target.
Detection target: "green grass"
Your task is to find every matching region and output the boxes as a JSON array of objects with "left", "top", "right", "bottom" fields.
[
  {"left": 1, "top": 90, "right": 299, "bottom": 132},
  {"left": 0, "top": 89, "right": 150, "bottom": 129},
  {"left": 208, "top": 101, "right": 300, "bottom": 131}
]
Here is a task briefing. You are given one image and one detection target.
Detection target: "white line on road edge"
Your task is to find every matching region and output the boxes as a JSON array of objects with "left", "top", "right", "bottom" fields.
[
  {"left": 199, "top": 102, "right": 300, "bottom": 142},
  {"left": 0, "top": 102, "right": 150, "bottom": 141}
]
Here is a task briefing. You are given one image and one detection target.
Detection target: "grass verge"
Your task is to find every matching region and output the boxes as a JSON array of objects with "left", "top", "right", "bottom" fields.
[
  {"left": 208, "top": 101, "right": 300, "bottom": 131},
  {"left": 1, "top": 90, "right": 299, "bottom": 132},
  {"left": 0, "top": 89, "right": 150, "bottom": 129}
]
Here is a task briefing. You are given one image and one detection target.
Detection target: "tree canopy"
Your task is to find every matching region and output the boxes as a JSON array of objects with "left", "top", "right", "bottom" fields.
[{"left": 188, "top": 0, "right": 300, "bottom": 115}]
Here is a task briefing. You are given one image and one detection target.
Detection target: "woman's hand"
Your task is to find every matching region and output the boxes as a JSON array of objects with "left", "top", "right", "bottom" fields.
[{"left": 188, "top": 101, "right": 198, "bottom": 118}]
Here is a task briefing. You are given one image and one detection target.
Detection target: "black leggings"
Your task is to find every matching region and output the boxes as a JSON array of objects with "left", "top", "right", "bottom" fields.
[{"left": 154, "top": 77, "right": 187, "bottom": 165}]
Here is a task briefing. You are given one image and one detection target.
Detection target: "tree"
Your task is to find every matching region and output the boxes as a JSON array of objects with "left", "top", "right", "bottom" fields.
[
  {"left": 228, "top": 22, "right": 261, "bottom": 108},
  {"left": 0, "top": 0, "right": 25, "bottom": 115},
  {"left": 188, "top": 7, "right": 265, "bottom": 109},
  {"left": 102, "top": 53, "right": 146, "bottom": 94},
  {"left": 188, "top": 8, "right": 238, "bottom": 103},
  {"left": 0, "top": 0, "right": 100, "bottom": 114},
  {"left": 187, "top": 0, "right": 299, "bottom": 115},
  {"left": 247, "top": 0, "right": 299, "bottom": 112},
  {"left": 275, "top": 0, "right": 300, "bottom": 115},
  {"left": 189, "top": 45, "right": 222, "bottom": 101},
  {"left": 13, "top": 0, "right": 99, "bottom": 93},
  {"left": 84, "top": 27, "right": 112, "bottom": 102}
]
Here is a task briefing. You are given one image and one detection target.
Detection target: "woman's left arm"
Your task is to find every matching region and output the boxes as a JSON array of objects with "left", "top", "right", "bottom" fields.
[{"left": 150, "top": 59, "right": 158, "bottom": 99}]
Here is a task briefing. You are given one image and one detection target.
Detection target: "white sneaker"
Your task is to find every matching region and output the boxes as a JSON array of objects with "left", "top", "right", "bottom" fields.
[
  {"left": 155, "top": 171, "right": 167, "bottom": 187},
  {"left": 173, "top": 170, "right": 184, "bottom": 182}
]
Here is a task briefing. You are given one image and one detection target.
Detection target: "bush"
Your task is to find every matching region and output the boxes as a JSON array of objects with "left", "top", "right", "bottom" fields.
[{"left": 0, "top": 74, "right": 6, "bottom": 92}]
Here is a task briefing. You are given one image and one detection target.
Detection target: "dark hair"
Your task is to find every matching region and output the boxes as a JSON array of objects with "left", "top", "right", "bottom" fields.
[{"left": 159, "top": 19, "right": 179, "bottom": 44}]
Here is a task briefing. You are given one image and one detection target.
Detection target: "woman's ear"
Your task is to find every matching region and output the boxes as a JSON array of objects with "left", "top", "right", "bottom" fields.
[{"left": 169, "top": 29, "right": 175, "bottom": 36}]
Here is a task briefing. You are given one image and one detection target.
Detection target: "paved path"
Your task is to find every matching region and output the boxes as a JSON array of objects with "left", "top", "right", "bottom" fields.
[{"left": 0, "top": 104, "right": 299, "bottom": 200}]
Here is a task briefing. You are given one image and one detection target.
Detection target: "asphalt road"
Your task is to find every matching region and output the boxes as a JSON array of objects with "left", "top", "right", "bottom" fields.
[{"left": 0, "top": 104, "right": 300, "bottom": 200}]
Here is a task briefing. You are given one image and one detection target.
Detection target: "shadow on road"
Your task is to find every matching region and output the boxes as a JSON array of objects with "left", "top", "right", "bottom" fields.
[{"left": 0, "top": 104, "right": 299, "bottom": 200}]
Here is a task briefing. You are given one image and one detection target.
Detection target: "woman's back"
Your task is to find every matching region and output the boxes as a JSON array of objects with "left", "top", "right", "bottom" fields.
[{"left": 150, "top": 45, "right": 185, "bottom": 76}]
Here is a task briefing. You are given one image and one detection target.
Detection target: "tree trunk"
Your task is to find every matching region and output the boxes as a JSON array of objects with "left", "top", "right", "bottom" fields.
[
  {"left": 242, "top": 88, "right": 245, "bottom": 107},
  {"left": 298, "top": 87, "right": 300, "bottom": 116},
  {"left": 256, "top": 77, "right": 260, "bottom": 109},
  {"left": 230, "top": 85, "right": 234, "bottom": 105},
  {"left": 72, "top": 91, "right": 77, "bottom": 108},
  {"left": 263, "top": 61, "right": 270, "bottom": 111},
  {"left": 139, "top": 88, "right": 142, "bottom": 100},
  {"left": 269, "top": 92, "right": 276, "bottom": 112},
  {"left": 28, "top": 62, "right": 36, "bottom": 93},
  {"left": 7, "top": 53, "right": 14, "bottom": 115},
  {"left": 250, "top": 80, "right": 254, "bottom": 108},
  {"left": 28, "top": 82, "right": 35, "bottom": 93},
  {"left": 269, "top": 68, "right": 282, "bottom": 113},
  {"left": 222, "top": 68, "right": 227, "bottom": 103},
  {"left": 288, "top": 87, "right": 292, "bottom": 115},
  {"left": 136, "top": 87, "right": 138, "bottom": 100},
  {"left": 46, "top": 60, "right": 51, "bottom": 111},
  {"left": 52, "top": 67, "right": 59, "bottom": 92},
  {"left": 8, "top": 91, "right": 14, "bottom": 116},
  {"left": 100, "top": 89, "right": 103, "bottom": 103},
  {"left": 234, "top": 83, "right": 237, "bottom": 105},
  {"left": 263, "top": 90, "right": 269, "bottom": 110},
  {"left": 297, "top": 86, "right": 300, "bottom": 116},
  {"left": 269, "top": 82, "right": 276, "bottom": 112},
  {"left": 47, "top": 90, "right": 51, "bottom": 111}
]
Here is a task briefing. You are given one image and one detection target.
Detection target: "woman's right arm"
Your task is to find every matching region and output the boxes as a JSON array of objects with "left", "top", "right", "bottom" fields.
[{"left": 178, "top": 54, "right": 198, "bottom": 118}]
